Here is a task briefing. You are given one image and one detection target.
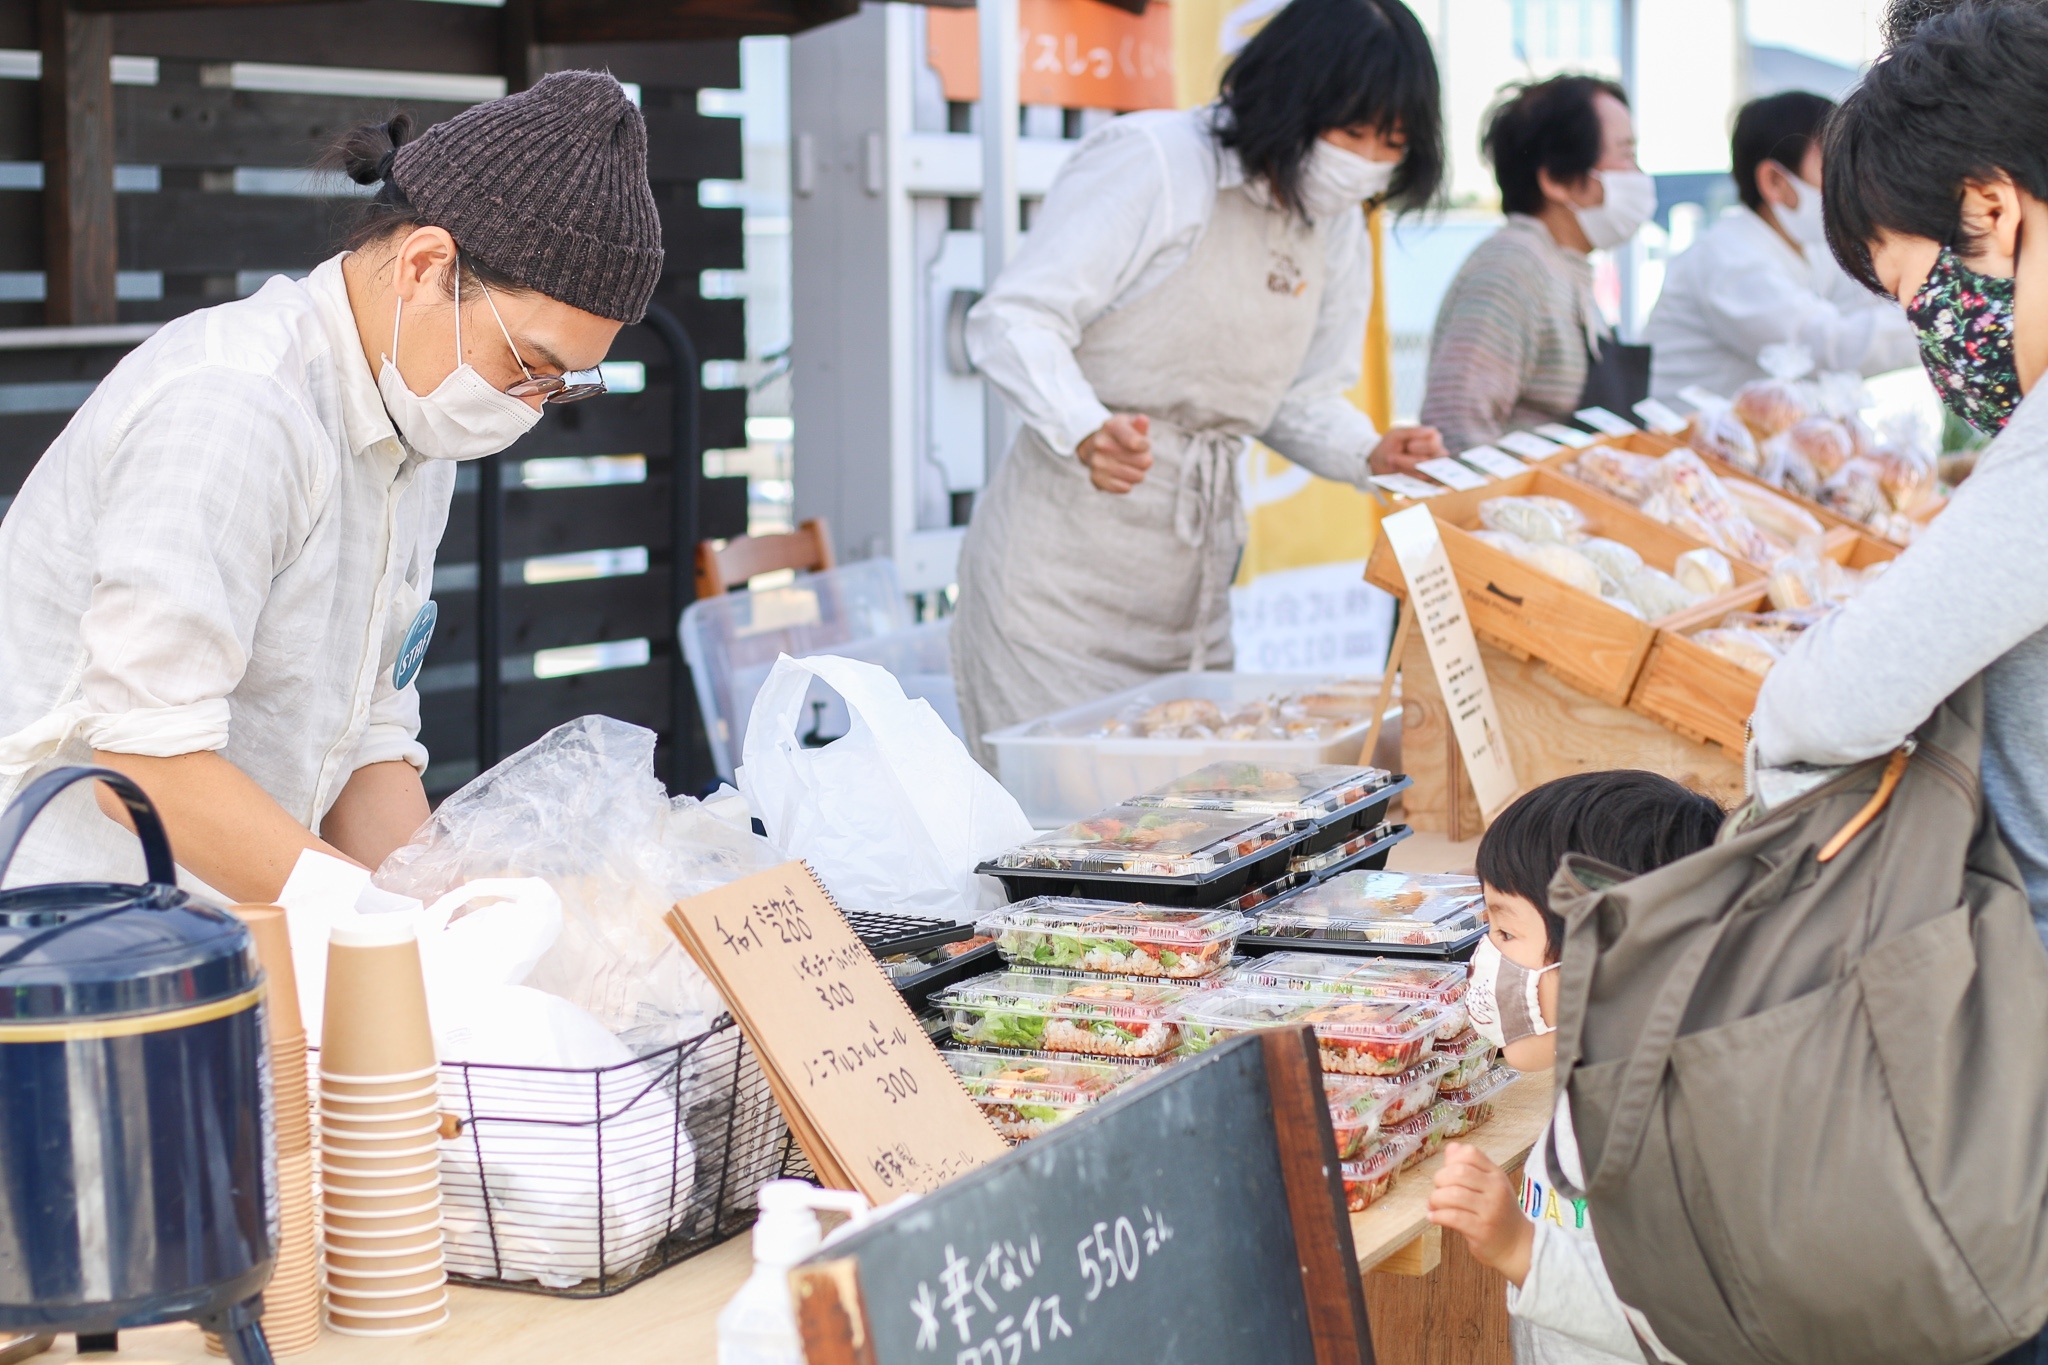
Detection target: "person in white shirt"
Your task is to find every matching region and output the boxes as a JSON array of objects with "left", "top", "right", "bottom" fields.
[
  {"left": 1427, "top": 771, "right": 1722, "bottom": 1365},
  {"left": 0, "top": 72, "right": 661, "bottom": 902},
  {"left": 1645, "top": 91, "right": 1918, "bottom": 401},
  {"left": 951, "top": 0, "right": 1448, "bottom": 764}
]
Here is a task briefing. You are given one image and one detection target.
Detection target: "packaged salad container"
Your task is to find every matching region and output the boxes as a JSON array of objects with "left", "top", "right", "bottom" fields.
[
  {"left": 1346, "top": 1054, "right": 1455, "bottom": 1127},
  {"left": 1439, "top": 1064, "right": 1519, "bottom": 1138},
  {"left": 1385, "top": 1103, "right": 1460, "bottom": 1169},
  {"left": 1242, "top": 871, "right": 1488, "bottom": 959},
  {"left": 944, "top": 1049, "right": 1135, "bottom": 1141},
  {"left": 1175, "top": 988, "right": 1442, "bottom": 1075},
  {"left": 932, "top": 970, "right": 1191, "bottom": 1059},
  {"left": 980, "top": 805, "right": 1311, "bottom": 908},
  {"left": 1341, "top": 1130, "right": 1422, "bottom": 1212},
  {"left": 1324, "top": 1077, "right": 1395, "bottom": 1159},
  {"left": 977, "top": 899, "right": 1249, "bottom": 980},
  {"left": 1129, "top": 762, "right": 1396, "bottom": 820},
  {"left": 1237, "top": 953, "right": 1469, "bottom": 1006},
  {"left": 1433, "top": 1029, "right": 1497, "bottom": 1092}
]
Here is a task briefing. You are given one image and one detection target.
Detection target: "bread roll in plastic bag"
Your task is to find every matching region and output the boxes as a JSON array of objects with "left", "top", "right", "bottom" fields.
[
  {"left": 1870, "top": 415, "right": 1940, "bottom": 513},
  {"left": 1674, "top": 547, "right": 1735, "bottom": 597},
  {"left": 1759, "top": 430, "right": 1821, "bottom": 497},
  {"left": 1685, "top": 409, "right": 1761, "bottom": 473},
  {"left": 1479, "top": 495, "right": 1588, "bottom": 544},
  {"left": 1733, "top": 379, "right": 1814, "bottom": 441},
  {"left": 1568, "top": 446, "right": 1660, "bottom": 504},
  {"left": 1470, "top": 529, "right": 1534, "bottom": 558},
  {"left": 1621, "top": 565, "right": 1699, "bottom": 620},
  {"left": 1576, "top": 537, "right": 1644, "bottom": 590},
  {"left": 1603, "top": 591, "right": 1647, "bottom": 620},
  {"left": 1720, "top": 608, "right": 1828, "bottom": 647},
  {"left": 1780, "top": 418, "right": 1857, "bottom": 482},
  {"left": 1690, "top": 627, "right": 1785, "bottom": 676},
  {"left": 1818, "top": 457, "right": 1892, "bottom": 526},
  {"left": 1725, "top": 479, "right": 1825, "bottom": 550},
  {"left": 1523, "top": 541, "right": 1605, "bottom": 597},
  {"left": 1646, "top": 449, "right": 1779, "bottom": 565}
]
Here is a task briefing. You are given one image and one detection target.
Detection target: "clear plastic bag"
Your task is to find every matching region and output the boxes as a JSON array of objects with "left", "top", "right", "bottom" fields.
[
  {"left": 1478, "top": 495, "right": 1588, "bottom": 544},
  {"left": 1817, "top": 458, "right": 1893, "bottom": 527},
  {"left": 1685, "top": 407, "right": 1762, "bottom": 472},
  {"left": 1689, "top": 627, "right": 1784, "bottom": 675},
  {"left": 1568, "top": 446, "right": 1660, "bottom": 504},
  {"left": 1576, "top": 536, "right": 1644, "bottom": 588},
  {"left": 1734, "top": 344, "right": 1820, "bottom": 440},
  {"left": 376, "top": 715, "right": 782, "bottom": 1053},
  {"left": 1619, "top": 565, "right": 1698, "bottom": 620},
  {"left": 1644, "top": 449, "right": 1779, "bottom": 565},
  {"left": 1523, "top": 541, "right": 1605, "bottom": 596},
  {"left": 1674, "top": 547, "right": 1735, "bottom": 598}
]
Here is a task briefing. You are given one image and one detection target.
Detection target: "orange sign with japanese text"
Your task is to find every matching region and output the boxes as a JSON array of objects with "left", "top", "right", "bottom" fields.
[{"left": 928, "top": 0, "right": 1175, "bottom": 112}]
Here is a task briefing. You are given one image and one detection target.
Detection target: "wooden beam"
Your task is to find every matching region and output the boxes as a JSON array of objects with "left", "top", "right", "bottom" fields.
[
  {"left": 500, "top": 0, "right": 538, "bottom": 92},
  {"left": 39, "top": 0, "right": 118, "bottom": 325}
]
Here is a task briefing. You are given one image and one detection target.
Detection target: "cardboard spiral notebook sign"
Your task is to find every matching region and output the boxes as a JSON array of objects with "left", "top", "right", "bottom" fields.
[
  {"left": 666, "top": 861, "right": 1008, "bottom": 1201},
  {"left": 790, "top": 1028, "right": 1374, "bottom": 1365}
]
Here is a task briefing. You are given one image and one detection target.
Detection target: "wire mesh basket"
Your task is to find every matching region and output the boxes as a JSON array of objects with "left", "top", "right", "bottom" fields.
[{"left": 306, "top": 1013, "right": 806, "bottom": 1298}]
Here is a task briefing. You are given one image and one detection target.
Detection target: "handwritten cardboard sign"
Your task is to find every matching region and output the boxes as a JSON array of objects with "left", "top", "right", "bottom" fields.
[
  {"left": 667, "top": 861, "right": 1007, "bottom": 1203},
  {"left": 1381, "top": 504, "right": 1520, "bottom": 819}
]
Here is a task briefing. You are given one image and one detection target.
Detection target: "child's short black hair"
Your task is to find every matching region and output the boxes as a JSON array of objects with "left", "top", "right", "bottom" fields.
[{"left": 1476, "top": 770, "right": 1724, "bottom": 961}]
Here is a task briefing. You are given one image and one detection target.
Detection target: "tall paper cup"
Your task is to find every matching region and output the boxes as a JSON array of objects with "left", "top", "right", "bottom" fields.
[{"left": 319, "top": 922, "right": 435, "bottom": 1079}]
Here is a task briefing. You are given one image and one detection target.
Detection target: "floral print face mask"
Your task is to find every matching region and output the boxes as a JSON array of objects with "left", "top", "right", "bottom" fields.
[{"left": 1906, "top": 244, "right": 2021, "bottom": 435}]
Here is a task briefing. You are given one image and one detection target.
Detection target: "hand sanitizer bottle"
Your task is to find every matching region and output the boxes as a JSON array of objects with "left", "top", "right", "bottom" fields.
[{"left": 717, "top": 1181, "right": 870, "bottom": 1365}]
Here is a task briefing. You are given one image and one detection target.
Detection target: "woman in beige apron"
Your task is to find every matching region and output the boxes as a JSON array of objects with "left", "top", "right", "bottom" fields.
[{"left": 954, "top": 0, "right": 1449, "bottom": 767}]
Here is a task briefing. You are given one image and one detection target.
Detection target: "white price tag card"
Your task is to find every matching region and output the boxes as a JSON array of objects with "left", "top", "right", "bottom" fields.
[
  {"left": 1573, "top": 406, "right": 1639, "bottom": 436},
  {"left": 1371, "top": 473, "right": 1448, "bottom": 500},
  {"left": 1417, "top": 456, "right": 1493, "bottom": 491},
  {"left": 1459, "top": 445, "right": 1530, "bottom": 479},
  {"left": 1381, "top": 505, "right": 1520, "bottom": 820},
  {"left": 1497, "top": 430, "right": 1566, "bottom": 461},
  {"left": 1533, "top": 424, "right": 1597, "bottom": 449},
  {"left": 1633, "top": 398, "right": 1689, "bottom": 434},
  {"left": 1678, "top": 385, "right": 1727, "bottom": 413}
]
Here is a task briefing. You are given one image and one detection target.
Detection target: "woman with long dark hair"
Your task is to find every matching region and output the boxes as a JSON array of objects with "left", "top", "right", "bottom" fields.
[{"left": 951, "top": 0, "right": 1446, "bottom": 763}]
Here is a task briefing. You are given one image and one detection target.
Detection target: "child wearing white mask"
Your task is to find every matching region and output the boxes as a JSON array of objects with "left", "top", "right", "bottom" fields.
[{"left": 1428, "top": 770, "right": 1722, "bottom": 1365}]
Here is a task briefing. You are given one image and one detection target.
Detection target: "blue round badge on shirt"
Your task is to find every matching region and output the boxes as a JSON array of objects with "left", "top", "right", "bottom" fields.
[{"left": 395, "top": 601, "right": 437, "bottom": 690}]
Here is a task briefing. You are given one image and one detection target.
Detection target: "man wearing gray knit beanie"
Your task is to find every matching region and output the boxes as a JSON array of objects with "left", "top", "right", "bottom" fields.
[{"left": 0, "top": 69, "right": 669, "bottom": 903}]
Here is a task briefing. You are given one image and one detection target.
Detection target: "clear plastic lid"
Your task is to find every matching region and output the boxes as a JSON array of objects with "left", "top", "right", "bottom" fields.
[
  {"left": 1129, "top": 762, "right": 1394, "bottom": 820},
  {"left": 1340, "top": 1054, "right": 1454, "bottom": 1126},
  {"left": 1176, "top": 988, "right": 1441, "bottom": 1076},
  {"left": 944, "top": 1049, "right": 1133, "bottom": 1103},
  {"left": 993, "top": 806, "right": 1298, "bottom": 877},
  {"left": 977, "top": 899, "right": 1249, "bottom": 979},
  {"left": 932, "top": 970, "right": 1191, "bottom": 1058},
  {"left": 1324, "top": 1077, "right": 1394, "bottom": 1158},
  {"left": 1433, "top": 1030, "right": 1497, "bottom": 1091},
  {"left": 1344, "top": 1129, "right": 1422, "bottom": 1186},
  {"left": 1238, "top": 953, "right": 1469, "bottom": 1005},
  {"left": 1247, "top": 871, "right": 1486, "bottom": 946},
  {"left": 1289, "top": 824, "right": 1395, "bottom": 875},
  {"left": 1440, "top": 1063, "right": 1519, "bottom": 1110}
]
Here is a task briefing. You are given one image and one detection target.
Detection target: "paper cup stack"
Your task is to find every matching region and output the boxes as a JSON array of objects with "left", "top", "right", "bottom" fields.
[{"left": 318, "top": 919, "right": 449, "bottom": 1337}]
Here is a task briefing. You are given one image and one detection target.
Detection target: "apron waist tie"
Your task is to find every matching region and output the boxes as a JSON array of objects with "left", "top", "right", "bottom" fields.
[{"left": 1170, "top": 429, "right": 1250, "bottom": 673}]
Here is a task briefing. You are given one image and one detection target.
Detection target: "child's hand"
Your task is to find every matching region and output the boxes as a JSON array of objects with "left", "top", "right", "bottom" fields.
[{"left": 1428, "top": 1142, "right": 1535, "bottom": 1286}]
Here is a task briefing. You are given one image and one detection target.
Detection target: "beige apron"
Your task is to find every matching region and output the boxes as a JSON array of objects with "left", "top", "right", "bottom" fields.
[{"left": 952, "top": 181, "right": 1329, "bottom": 767}]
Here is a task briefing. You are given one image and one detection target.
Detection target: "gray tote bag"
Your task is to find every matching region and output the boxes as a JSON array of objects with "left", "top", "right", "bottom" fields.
[{"left": 1549, "top": 679, "right": 2048, "bottom": 1365}]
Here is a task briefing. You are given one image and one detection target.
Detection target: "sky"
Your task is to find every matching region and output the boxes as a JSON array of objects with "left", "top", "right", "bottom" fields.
[{"left": 1745, "top": 0, "right": 1888, "bottom": 69}]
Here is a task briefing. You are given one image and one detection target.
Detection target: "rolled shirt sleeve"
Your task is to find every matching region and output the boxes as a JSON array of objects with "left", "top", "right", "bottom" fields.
[
  {"left": 79, "top": 370, "right": 317, "bottom": 757},
  {"left": 1420, "top": 249, "right": 1543, "bottom": 454},
  {"left": 1256, "top": 205, "right": 1381, "bottom": 484}
]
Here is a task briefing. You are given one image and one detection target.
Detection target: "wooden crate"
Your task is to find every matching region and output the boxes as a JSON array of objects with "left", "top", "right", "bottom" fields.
[
  {"left": 1627, "top": 535, "right": 1901, "bottom": 752},
  {"left": 1365, "top": 467, "right": 1763, "bottom": 707}
]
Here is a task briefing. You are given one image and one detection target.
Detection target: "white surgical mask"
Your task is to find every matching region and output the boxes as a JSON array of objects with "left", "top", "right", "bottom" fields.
[
  {"left": 1300, "top": 139, "right": 1398, "bottom": 221},
  {"left": 1466, "top": 936, "right": 1559, "bottom": 1049},
  {"left": 1774, "top": 165, "right": 1828, "bottom": 253},
  {"left": 1572, "top": 168, "right": 1657, "bottom": 251},
  {"left": 377, "top": 266, "right": 542, "bottom": 462}
]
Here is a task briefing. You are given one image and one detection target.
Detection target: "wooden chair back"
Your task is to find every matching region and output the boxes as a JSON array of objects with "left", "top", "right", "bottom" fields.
[{"left": 695, "top": 517, "right": 836, "bottom": 599}]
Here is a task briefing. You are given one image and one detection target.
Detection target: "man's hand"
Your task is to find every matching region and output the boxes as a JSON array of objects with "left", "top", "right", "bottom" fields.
[
  {"left": 1077, "top": 413, "right": 1153, "bottom": 493},
  {"left": 1428, "top": 1143, "right": 1535, "bottom": 1286},
  {"left": 1369, "top": 424, "right": 1445, "bottom": 477}
]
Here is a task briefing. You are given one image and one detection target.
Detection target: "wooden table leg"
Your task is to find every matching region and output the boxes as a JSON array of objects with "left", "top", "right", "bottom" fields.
[{"left": 1360, "top": 1164, "right": 1522, "bottom": 1365}]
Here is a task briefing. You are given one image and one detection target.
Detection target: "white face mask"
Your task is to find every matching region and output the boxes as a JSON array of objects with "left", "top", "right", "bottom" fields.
[
  {"left": 1466, "top": 936, "right": 1559, "bottom": 1049},
  {"left": 377, "top": 266, "right": 542, "bottom": 462},
  {"left": 1572, "top": 168, "right": 1658, "bottom": 251},
  {"left": 1300, "top": 139, "right": 1398, "bottom": 221},
  {"left": 1774, "top": 164, "right": 1828, "bottom": 253}
]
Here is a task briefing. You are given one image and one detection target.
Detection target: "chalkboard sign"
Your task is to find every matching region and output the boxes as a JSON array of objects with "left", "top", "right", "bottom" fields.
[{"left": 792, "top": 1028, "right": 1373, "bottom": 1365}]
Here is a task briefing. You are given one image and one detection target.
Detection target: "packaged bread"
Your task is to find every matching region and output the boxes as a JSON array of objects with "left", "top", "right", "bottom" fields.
[
  {"left": 1643, "top": 449, "right": 1779, "bottom": 565},
  {"left": 1478, "top": 495, "right": 1588, "bottom": 545},
  {"left": 1674, "top": 547, "right": 1735, "bottom": 597},
  {"left": 1817, "top": 458, "right": 1892, "bottom": 527},
  {"left": 1732, "top": 379, "right": 1814, "bottom": 441},
  {"left": 1523, "top": 541, "right": 1605, "bottom": 597},
  {"left": 1869, "top": 444, "right": 1939, "bottom": 514},
  {"left": 1690, "top": 628, "right": 1784, "bottom": 676},
  {"left": 1779, "top": 419, "right": 1857, "bottom": 482},
  {"left": 1618, "top": 565, "right": 1698, "bottom": 620},
  {"left": 1685, "top": 407, "right": 1763, "bottom": 473},
  {"left": 1575, "top": 537, "right": 1643, "bottom": 592},
  {"left": 1568, "top": 446, "right": 1660, "bottom": 504},
  {"left": 1724, "top": 479, "right": 1825, "bottom": 551}
]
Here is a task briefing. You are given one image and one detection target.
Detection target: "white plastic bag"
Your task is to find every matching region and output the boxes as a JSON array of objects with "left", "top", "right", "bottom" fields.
[{"left": 739, "top": 654, "right": 1035, "bottom": 924}]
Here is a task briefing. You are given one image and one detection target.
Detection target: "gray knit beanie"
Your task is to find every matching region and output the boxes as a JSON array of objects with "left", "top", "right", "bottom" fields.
[{"left": 390, "top": 70, "right": 663, "bottom": 323}]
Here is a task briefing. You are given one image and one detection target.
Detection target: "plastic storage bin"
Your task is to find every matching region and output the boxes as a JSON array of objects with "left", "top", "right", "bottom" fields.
[
  {"left": 977, "top": 900, "right": 1249, "bottom": 980},
  {"left": 678, "top": 557, "right": 962, "bottom": 779},
  {"left": 981, "top": 806, "right": 1311, "bottom": 907},
  {"left": 942, "top": 1050, "right": 1136, "bottom": 1141},
  {"left": 931, "top": 970, "right": 1192, "bottom": 1059},
  {"left": 983, "top": 673, "right": 1388, "bottom": 827}
]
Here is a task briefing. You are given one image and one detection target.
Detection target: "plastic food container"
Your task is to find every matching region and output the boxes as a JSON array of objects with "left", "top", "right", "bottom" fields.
[
  {"left": 1237, "top": 954, "right": 1469, "bottom": 1007},
  {"left": 1439, "top": 1064, "right": 1519, "bottom": 1138},
  {"left": 1129, "top": 762, "right": 1395, "bottom": 820},
  {"left": 944, "top": 1049, "right": 1135, "bottom": 1141},
  {"left": 977, "top": 899, "right": 1249, "bottom": 980},
  {"left": 1324, "top": 1078, "right": 1395, "bottom": 1160},
  {"left": 931, "top": 970, "right": 1191, "bottom": 1058},
  {"left": 1290, "top": 824, "right": 1400, "bottom": 876},
  {"left": 1175, "top": 988, "right": 1441, "bottom": 1075},
  {"left": 1243, "top": 871, "right": 1487, "bottom": 957},
  {"left": 1385, "top": 1103, "right": 1459, "bottom": 1169},
  {"left": 1341, "top": 1131, "right": 1423, "bottom": 1212},
  {"left": 1433, "top": 1030, "right": 1498, "bottom": 1092},
  {"left": 983, "top": 672, "right": 1388, "bottom": 827},
  {"left": 982, "top": 805, "right": 1311, "bottom": 907},
  {"left": 1346, "top": 1054, "right": 1455, "bottom": 1127}
]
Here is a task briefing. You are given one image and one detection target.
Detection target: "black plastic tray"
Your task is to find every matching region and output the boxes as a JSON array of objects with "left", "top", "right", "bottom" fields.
[
  {"left": 976, "top": 819, "right": 1317, "bottom": 909},
  {"left": 1291, "top": 823, "right": 1413, "bottom": 882},
  {"left": 1293, "top": 775, "right": 1411, "bottom": 860},
  {"left": 1235, "top": 921, "right": 1487, "bottom": 962},
  {"left": 846, "top": 909, "right": 974, "bottom": 958},
  {"left": 889, "top": 940, "right": 1002, "bottom": 1014}
]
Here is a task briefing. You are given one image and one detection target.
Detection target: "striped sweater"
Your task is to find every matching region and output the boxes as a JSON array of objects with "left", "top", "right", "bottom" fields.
[{"left": 1420, "top": 214, "right": 1606, "bottom": 453}]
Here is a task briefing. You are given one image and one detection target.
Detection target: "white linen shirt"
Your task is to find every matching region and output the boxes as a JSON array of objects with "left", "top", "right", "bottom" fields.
[
  {"left": 1645, "top": 206, "right": 1918, "bottom": 401},
  {"left": 964, "top": 107, "right": 1381, "bottom": 478},
  {"left": 0, "top": 253, "right": 454, "bottom": 888}
]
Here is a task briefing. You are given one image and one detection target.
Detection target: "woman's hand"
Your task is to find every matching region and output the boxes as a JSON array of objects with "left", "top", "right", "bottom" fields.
[
  {"left": 1077, "top": 413, "right": 1153, "bottom": 493},
  {"left": 1428, "top": 1143, "right": 1535, "bottom": 1286},
  {"left": 1370, "top": 424, "right": 1445, "bottom": 476}
]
